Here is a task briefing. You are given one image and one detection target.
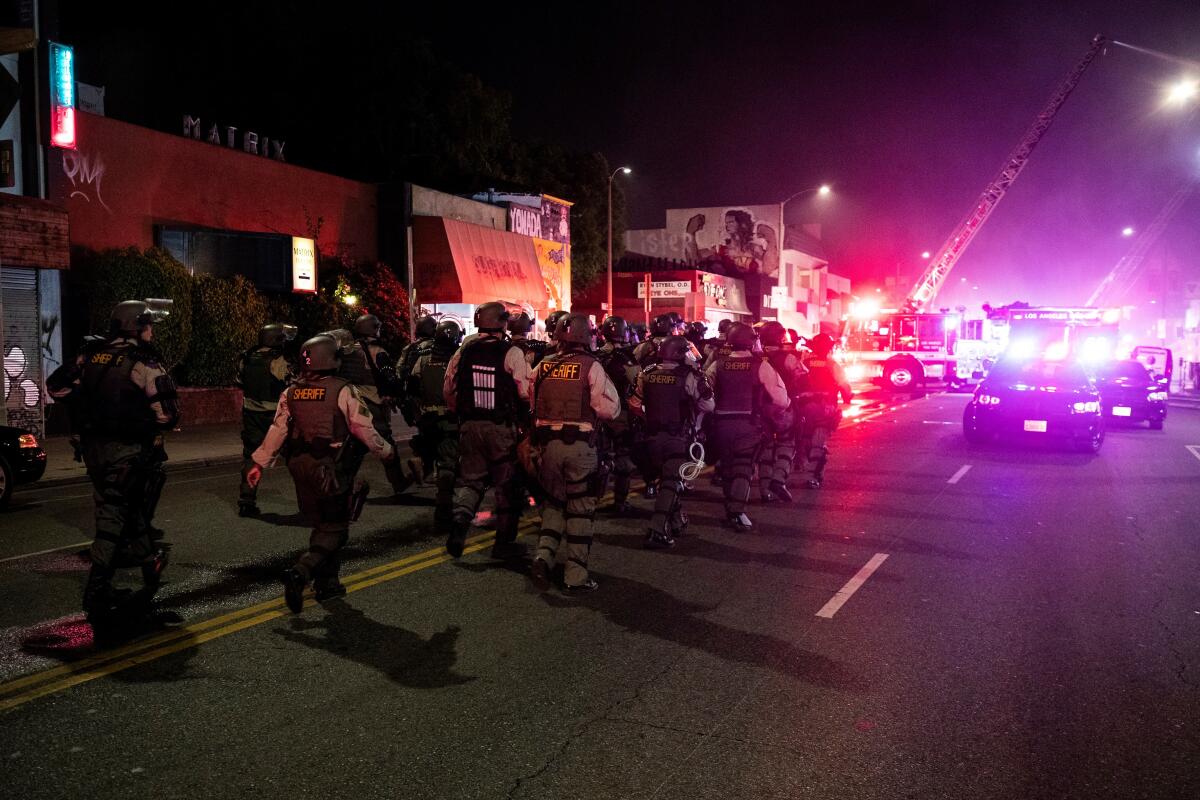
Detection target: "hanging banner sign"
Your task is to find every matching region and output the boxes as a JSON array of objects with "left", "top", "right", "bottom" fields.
[
  {"left": 49, "top": 42, "right": 77, "bottom": 149},
  {"left": 636, "top": 280, "right": 692, "bottom": 299},
  {"left": 291, "top": 236, "right": 317, "bottom": 293}
]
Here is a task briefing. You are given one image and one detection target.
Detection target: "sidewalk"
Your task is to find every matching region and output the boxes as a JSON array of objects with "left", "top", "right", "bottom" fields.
[
  {"left": 1168, "top": 386, "right": 1200, "bottom": 410},
  {"left": 29, "top": 413, "right": 416, "bottom": 490}
]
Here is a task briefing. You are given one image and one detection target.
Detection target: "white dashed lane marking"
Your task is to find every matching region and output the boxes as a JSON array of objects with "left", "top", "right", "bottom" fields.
[
  {"left": 947, "top": 464, "right": 973, "bottom": 484},
  {"left": 1187, "top": 445, "right": 1200, "bottom": 464},
  {"left": 816, "top": 553, "right": 890, "bottom": 619}
]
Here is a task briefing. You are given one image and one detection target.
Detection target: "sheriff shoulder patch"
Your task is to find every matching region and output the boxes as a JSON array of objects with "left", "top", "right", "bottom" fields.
[{"left": 291, "top": 387, "right": 327, "bottom": 401}]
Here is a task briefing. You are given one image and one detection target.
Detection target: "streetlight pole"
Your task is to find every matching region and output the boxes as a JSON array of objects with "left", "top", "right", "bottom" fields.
[{"left": 607, "top": 166, "right": 632, "bottom": 317}]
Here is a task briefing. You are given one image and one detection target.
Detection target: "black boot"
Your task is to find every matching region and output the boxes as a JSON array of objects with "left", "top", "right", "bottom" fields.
[
  {"left": 770, "top": 481, "right": 793, "bottom": 503},
  {"left": 445, "top": 519, "right": 470, "bottom": 559},
  {"left": 281, "top": 568, "right": 309, "bottom": 614},
  {"left": 237, "top": 501, "right": 260, "bottom": 518}
]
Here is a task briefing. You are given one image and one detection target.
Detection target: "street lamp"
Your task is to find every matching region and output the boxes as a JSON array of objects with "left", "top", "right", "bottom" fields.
[
  {"left": 781, "top": 184, "right": 832, "bottom": 206},
  {"left": 921, "top": 251, "right": 931, "bottom": 259},
  {"left": 1166, "top": 78, "right": 1199, "bottom": 106},
  {"left": 1122, "top": 226, "right": 1135, "bottom": 237},
  {"left": 607, "top": 166, "right": 632, "bottom": 317}
]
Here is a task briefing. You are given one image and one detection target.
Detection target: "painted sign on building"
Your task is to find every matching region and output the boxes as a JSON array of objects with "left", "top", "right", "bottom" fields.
[
  {"left": 664, "top": 205, "right": 781, "bottom": 278},
  {"left": 182, "top": 115, "right": 286, "bottom": 161},
  {"left": 509, "top": 204, "right": 542, "bottom": 238},
  {"left": 636, "top": 280, "right": 692, "bottom": 299},
  {"left": 532, "top": 237, "right": 571, "bottom": 311},
  {"left": 540, "top": 195, "right": 572, "bottom": 245}
]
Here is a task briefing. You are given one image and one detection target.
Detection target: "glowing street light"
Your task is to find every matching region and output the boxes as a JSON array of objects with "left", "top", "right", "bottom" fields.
[
  {"left": 607, "top": 165, "right": 633, "bottom": 315},
  {"left": 1122, "top": 226, "right": 1135, "bottom": 237},
  {"left": 921, "top": 251, "right": 931, "bottom": 259},
  {"left": 817, "top": 184, "right": 832, "bottom": 196},
  {"left": 1166, "top": 79, "right": 1199, "bottom": 105}
]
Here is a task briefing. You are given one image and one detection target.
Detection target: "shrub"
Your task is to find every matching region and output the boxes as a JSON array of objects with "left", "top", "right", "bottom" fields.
[
  {"left": 321, "top": 257, "right": 412, "bottom": 355},
  {"left": 182, "top": 275, "right": 269, "bottom": 386},
  {"left": 81, "top": 247, "right": 194, "bottom": 371}
]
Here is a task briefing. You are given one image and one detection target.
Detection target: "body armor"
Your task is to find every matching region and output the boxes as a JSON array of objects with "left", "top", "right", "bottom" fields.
[
  {"left": 287, "top": 376, "right": 350, "bottom": 448},
  {"left": 714, "top": 354, "right": 758, "bottom": 415},
  {"left": 240, "top": 347, "right": 288, "bottom": 410},
  {"left": 597, "top": 345, "right": 636, "bottom": 398},
  {"left": 79, "top": 342, "right": 158, "bottom": 439},
  {"left": 765, "top": 349, "right": 803, "bottom": 397},
  {"left": 338, "top": 341, "right": 376, "bottom": 388},
  {"left": 800, "top": 358, "right": 839, "bottom": 398},
  {"left": 535, "top": 352, "right": 597, "bottom": 426},
  {"left": 418, "top": 348, "right": 453, "bottom": 413},
  {"left": 641, "top": 364, "right": 692, "bottom": 435},
  {"left": 456, "top": 337, "right": 518, "bottom": 422}
]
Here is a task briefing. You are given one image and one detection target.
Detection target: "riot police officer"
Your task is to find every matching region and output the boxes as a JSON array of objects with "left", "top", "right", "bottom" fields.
[
  {"left": 47, "top": 300, "right": 178, "bottom": 626},
  {"left": 633, "top": 314, "right": 674, "bottom": 367},
  {"left": 797, "top": 333, "right": 853, "bottom": 489},
  {"left": 508, "top": 311, "right": 547, "bottom": 367},
  {"left": 756, "top": 321, "right": 807, "bottom": 503},
  {"left": 528, "top": 314, "right": 620, "bottom": 594},
  {"left": 543, "top": 309, "right": 569, "bottom": 359},
  {"left": 594, "top": 316, "right": 639, "bottom": 514},
  {"left": 336, "top": 315, "right": 413, "bottom": 496},
  {"left": 408, "top": 319, "right": 464, "bottom": 525},
  {"left": 704, "top": 322, "right": 789, "bottom": 532},
  {"left": 397, "top": 315, "right": 438, "bottom": 428},
  {"left": 247, "top": 335, "right": 394, "bottom": 612},
  {"left": 703, "top": 319, "right": 735, "bottom": 369},
  {"left": 235, "top": 323, "right": 295, "bottom": 516},
  {"left": 630, "top": 336, "right": 714, "bottom": 548},
  {"left": 442, "top": 302, "right": 534, "bottom": 560}
]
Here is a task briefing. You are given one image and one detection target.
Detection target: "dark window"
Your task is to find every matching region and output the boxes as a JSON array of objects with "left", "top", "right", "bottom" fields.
[{"left": 156, "top": 227, "right": 292, "bottom": 293}]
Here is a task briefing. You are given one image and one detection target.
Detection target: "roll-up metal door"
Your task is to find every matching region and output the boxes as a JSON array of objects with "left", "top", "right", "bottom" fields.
[{"left": 2, "top": 266, "right": 43, "bottom": 436}]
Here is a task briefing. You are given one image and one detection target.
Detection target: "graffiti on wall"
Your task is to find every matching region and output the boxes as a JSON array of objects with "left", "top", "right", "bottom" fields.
[
  {"left": 61, "top": 148, "right": 112, "bottom": 214},
  {"left": 663, "top": 205, "right": 781, "bottom": 278},
  {"left": 3, "top": 344, "right": 40, "bottom": 419}
]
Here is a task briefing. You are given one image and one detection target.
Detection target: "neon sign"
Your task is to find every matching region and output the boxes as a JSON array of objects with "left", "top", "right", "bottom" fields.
[{"left": 49, "top": 42, "right": 76, "bottom": 149}]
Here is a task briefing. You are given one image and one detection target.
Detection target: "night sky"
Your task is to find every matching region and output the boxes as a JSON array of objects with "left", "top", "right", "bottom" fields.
[{"left": 59, "top": 0, "right": 1200, "bottom": 310}]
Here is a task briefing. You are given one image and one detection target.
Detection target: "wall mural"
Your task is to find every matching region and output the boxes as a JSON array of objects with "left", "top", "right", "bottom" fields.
[{"left": 3, "top": 344, "right": 41, "bottom": 419}]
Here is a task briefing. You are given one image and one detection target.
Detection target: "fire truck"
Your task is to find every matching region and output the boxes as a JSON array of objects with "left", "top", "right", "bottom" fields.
[{"left": 839, "top": 36, "right": 1109, "bottom": 391}]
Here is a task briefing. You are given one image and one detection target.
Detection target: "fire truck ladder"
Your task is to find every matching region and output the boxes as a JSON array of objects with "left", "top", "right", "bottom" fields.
[
  {"left": 1085, "top": 180, "right": 1195, "bottom": 307},
  {"left": 908, "top": 34, "right": 1109, "bottom": 310}
]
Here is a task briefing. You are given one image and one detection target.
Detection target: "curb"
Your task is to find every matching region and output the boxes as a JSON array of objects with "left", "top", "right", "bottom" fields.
[{"left": 20, "top": 454, "right": 245, "bottom": 492}]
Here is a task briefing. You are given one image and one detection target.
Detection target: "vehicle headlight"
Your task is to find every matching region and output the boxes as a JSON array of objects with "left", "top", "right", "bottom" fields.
[
  {"left": 975, "top": 393, "right": 1001, "bottom": 406},
  {"left": 1072, "top": 401, "right": 1100, "bottom": 413},
  {"left": 1148, "top": 391, "right": 1168, "bottom": 401}
]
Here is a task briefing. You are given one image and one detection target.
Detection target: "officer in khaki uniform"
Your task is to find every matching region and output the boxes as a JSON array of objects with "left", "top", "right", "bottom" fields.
[
  {"left": 507, "top": 311, "right": 547, "bottom": 368},
  {"left": 705, "top": 322, "right": 789, "bottom": 532},
  {"left": 47, "top": 300, "right": 178, "bottom": 626},
  {"left": 528, "top": 314, "right": 620, "bottom": 594},
  {"left": 755, "top": 321, "right": 807, "bottom": 503},
  {"left": 629, "top": 336, "right": 714, "bottom": 548},
  {"left": 797, "top": 333, "right": 853, "bottom": 489},
  {"left": 442, "top": 302, "right": 534, "bottom": 560},
  {"left": 248, "top": 335, "right": 394, "bottom": 613},
  {"left": 407, "top": 319, "right": 464, "bottom": 525},
  {"left": 235, "top": 323, "right": 295, "bottom": 516}
]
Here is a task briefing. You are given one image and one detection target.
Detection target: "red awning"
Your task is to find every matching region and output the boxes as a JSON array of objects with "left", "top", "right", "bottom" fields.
[{"left": 412, "top": 216, "right": 548, "bottom": 307}]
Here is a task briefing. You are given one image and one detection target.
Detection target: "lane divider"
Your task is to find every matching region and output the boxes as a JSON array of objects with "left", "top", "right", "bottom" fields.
[
  {"left": 815, "top": 553, "right": 890, "bottom": 619},
  {"left": 947, "top": 464, "right": 972, "bottom": 484},
  {"left": 1186, "top": 445, "right": 1200, "bottom": 464}
]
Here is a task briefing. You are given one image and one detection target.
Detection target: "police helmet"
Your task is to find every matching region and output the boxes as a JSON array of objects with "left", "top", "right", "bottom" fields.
[
  {"left": 629, "top": 323, "right": 647, "bottom": 345},
  {"left": 688, "top": 320, "right": 708, "bottom": 339},
  {"left": 658, "top": 336, "right": 690, "bottom": 363},
  {"left": 353, "top": 314, "right": 382, "bottom": 339},
  {"left": 727, "top": 322, "right": 756, "bottom": 350},
  {"left": 601, "top": 315, "right": 628, "bottom": 344},
  {"left": 300, "top": 335, "right": 340, "bottom": 373},
  {"left": 758, "top": 320, "right": 786, "bottom": 348},
  {"left": 508, "top": 312, "right": 534, "bottom": 336},
  {"left": 717, "top": 319, "right": 732, "bottom": 335},
  {"left": 434, "top": 319, "right": 464, "bottom": 347},
  {"left": 415, "top": 315, "right": 438, "bottom": 339},
  {"left": 650, "top": 314, "right": 673, "bottom": 337},
  {"left": 258, "top": 323, "right": 297, "bottom": 349},
  {"left": 110, "top": 299, "right": 170, "bottom": 336},
  {"left": 558, "top": 313, "right": 594, "bottom": 346},
  {"left": 474, "top": 301, "right": 510, "bottom": 332},
  {"left": 808, "top": 332, "right": 836, "bottom": 356},
  {"left": 545, "top": 310, "right": 569, "bottom": 340},
  {"left": 322, "top": 328, "right": 354, "bottom": 350}
]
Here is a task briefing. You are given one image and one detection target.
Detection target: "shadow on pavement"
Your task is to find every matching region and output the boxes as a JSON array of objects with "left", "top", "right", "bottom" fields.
[
  {"left": 274, "top": 599, "right": 474, "bottom": 688},
  {"left": 366, "top": 493, "right": 437, "bottom": 507},
  {"left": 542, "top": 573, "right": 865, "bottom": 692},
  {"left": 256, "top": 511, "right": 308, "bottom": 527}
]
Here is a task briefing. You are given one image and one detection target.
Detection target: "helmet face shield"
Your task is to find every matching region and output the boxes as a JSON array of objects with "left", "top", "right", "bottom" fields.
[
  {"left": 281, "top": 324, "right": 298, "bottom": 342},
  {"left": 143, "top": 298, "right": 173, "bottom": 325}
]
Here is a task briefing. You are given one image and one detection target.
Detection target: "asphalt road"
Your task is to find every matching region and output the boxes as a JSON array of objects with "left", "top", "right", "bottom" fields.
[{"left": 1, "top": 390, "right": 1198, "bottom": 799}]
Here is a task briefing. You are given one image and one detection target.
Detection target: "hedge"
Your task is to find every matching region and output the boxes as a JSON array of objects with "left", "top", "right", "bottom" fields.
[{"left": 182, "top": 274, "right": 269, "bottom": 386}]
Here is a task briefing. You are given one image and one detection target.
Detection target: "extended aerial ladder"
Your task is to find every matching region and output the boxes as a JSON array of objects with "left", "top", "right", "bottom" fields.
[
  {"left": 1086, "top": 180, "right": 1195, "bottom": 307},
  {"left": 907, "top": 34, "right": 1109, "bottom": 310}
]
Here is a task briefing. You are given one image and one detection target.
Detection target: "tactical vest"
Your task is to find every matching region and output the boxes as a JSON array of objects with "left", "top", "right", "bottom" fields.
[
  {"left": 641, "top": 364, "right": 692, "bottom": 435},
  {"left": 765, "top": 349, "right": 801, "bottom": 397},
  {"left": 598, "top": 345, "right": 635, "bottom": 397},
  {"left": 535, "top": 351, "right": 597, "bottom": 426},
  {"left": 417, "top": 347, "right": 453, "bottom": 413},
  {"left": 714, "top": 354, "right": 758, "bottom": 415},
  {"left": 240, "top": 347, "right": 288, "bottom": 410},
  {"left": 398, "top": 338, "right": 431, "bottom": 380},
  {"left": 800, "top": 358, "right": 839, "bottom": 397},
  {"left": 456, "top": 337, "right": 518, "bottom": 422},
  {"left": 286, "top": 376, "right": 350, "bottom": 447},
  {"left": 338, "top": 341, "right": 376, "bottom": 388},
  {"left": 79, "top": 341, "right": 157, "bottom": 439}
]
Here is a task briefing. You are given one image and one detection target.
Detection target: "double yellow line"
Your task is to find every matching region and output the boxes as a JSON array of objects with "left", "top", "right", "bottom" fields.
[{"left": 0, "top": 529, "right": 508, "bottom": 713}]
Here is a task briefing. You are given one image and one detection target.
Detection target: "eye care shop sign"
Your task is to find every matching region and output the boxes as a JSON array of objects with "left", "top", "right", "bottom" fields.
[{"left": 292, "top": 236, "right": 317, "bottom": 293}]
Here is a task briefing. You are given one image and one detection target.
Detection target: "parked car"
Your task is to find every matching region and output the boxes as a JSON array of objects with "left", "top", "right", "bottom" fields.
[
  {"left": 1093, "top": 359, "right": 1168, "bottom": 430},
  {"left": 0, "top": 426, "right": 48, "bottom": 509},
  {"left": 963, "top": 358, "right": 1104, "bottom": 453}
]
